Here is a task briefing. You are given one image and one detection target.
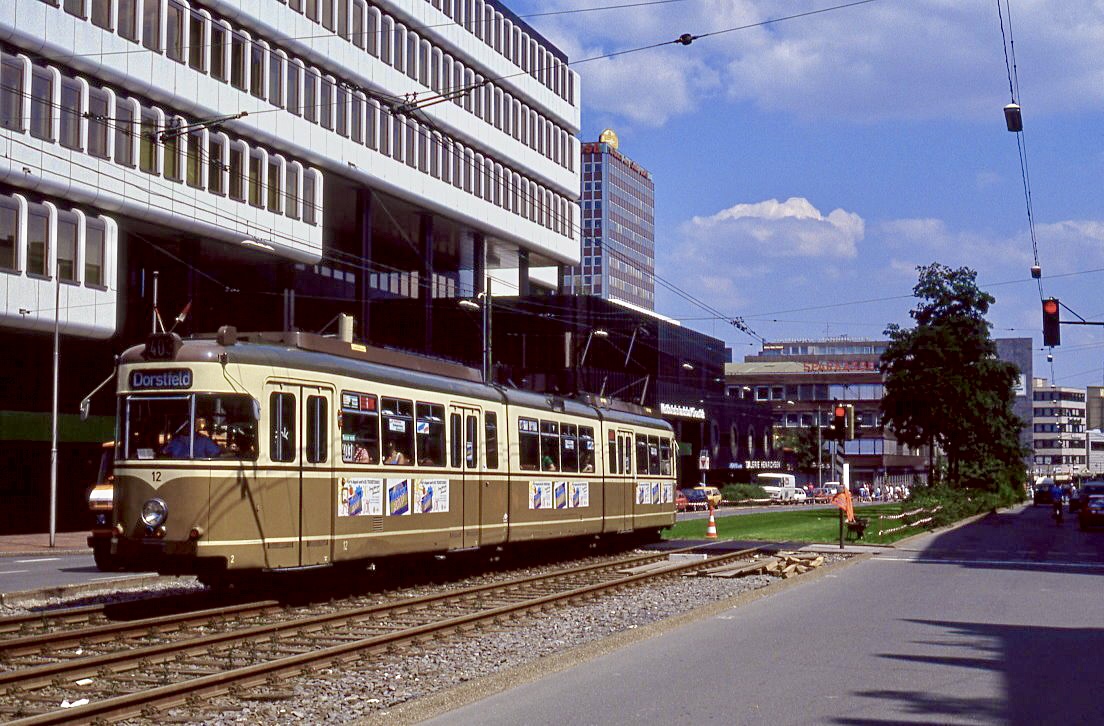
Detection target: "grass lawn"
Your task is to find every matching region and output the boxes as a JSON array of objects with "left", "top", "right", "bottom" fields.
[{"left": 664, "top": 504, "right": 928, "bottom": 545}]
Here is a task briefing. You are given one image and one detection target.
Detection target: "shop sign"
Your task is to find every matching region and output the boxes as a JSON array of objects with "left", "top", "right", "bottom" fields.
[
  {"left": 802, "top": 360, "right": 877, "bottom": 373},
  {"left": 659, "top": 402, "right": 706, "bottom": 420}
]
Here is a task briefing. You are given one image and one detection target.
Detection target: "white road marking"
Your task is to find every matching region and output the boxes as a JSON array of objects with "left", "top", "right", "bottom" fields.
[
  {"left": 15, "top": 558, "right": 60, "bottom": 564},
  {"left": 874, "top": 556, "right": 1104, "bottom": 569},
  {"left": 0, "top": 570, "right": 29, "bottom": 575}
]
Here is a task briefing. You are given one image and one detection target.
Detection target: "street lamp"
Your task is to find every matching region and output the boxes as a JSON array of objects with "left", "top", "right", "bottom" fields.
[
  {"left": 579, "top": 328, "right": 608, "bottom": 369},
  {"left": 681, "top": 362, "right": 694, "bottom": 371},
  {"left": 458, "top": 282, "right": 492, "bottom": 383}
]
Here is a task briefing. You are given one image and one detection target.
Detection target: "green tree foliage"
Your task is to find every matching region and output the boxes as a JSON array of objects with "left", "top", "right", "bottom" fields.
[
  {"left": 880, "top": 264, "right": 1026, "bottom": 493},
  {"left": 776, "top": 425, "right": 823, "bottom": 475}
]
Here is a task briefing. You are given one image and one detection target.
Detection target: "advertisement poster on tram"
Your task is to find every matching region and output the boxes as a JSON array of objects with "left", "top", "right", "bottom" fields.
[
  {"left": 636, "top": 482, "right": 652, "bottom": 505},
  {"left": 416, "top": 479, "right": 450, "bottom": 514},
  {"left": 570, "top": 482, "right": 589, "bottom": 508},
  {"left": 387, "top": 479, "right": 411, "bottom": 516},
  {"left": 530, "top": 481, "right": 553, "bottom": 509},
  {"left": 554, "top": 481, "right": 568, "bottom": 509},
  {"left": 339, "top": 478, "right": 383, "bottom": 517}
]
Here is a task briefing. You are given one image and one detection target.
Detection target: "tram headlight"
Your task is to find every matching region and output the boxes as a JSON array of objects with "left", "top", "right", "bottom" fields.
[{"left": 140, "top": 498, "right": 169, "bottom": 528}]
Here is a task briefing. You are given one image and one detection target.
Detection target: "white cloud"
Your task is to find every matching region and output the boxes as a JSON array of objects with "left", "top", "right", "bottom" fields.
[
  {"left": 523, "top": 1, "right": 1104, "bottom": 126},
  {"left": 682, "top": 197, "right": 864, "bottom": 258}
]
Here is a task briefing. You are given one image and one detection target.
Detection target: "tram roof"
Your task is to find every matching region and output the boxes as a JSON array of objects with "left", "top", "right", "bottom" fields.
[{"left": 119, "top": 330, "right": 669, "bottom": 431}]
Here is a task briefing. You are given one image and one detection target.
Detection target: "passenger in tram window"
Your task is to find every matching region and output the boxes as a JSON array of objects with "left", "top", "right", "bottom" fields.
[
  {"left": 580, "top": 449, "right": 594, "bottom": 473},
  {"left": 354, "top": 442, "right": 375, "bottom": 464},
  {"left": 384, "top": 441, "right": 409, "bottom": 465},
  {"left": 541, "top": 454, "right": 557, "bottom": 471}
]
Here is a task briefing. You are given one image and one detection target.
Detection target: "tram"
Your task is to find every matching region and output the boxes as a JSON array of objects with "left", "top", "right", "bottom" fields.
[{"left": 96, "top": 327, "right": 677, "bottom": 582}]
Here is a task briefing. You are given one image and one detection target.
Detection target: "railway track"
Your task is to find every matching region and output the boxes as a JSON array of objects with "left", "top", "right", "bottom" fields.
[{"left": 0, "top": 545, "right": 764, "bottom": 723}]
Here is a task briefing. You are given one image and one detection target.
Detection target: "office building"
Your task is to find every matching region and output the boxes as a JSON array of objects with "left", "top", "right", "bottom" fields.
[
  {"left": 562, "top": 129, "right": 654, "bottom": 310},
  {"left": 0, "top": 0, "right": 581, "bottom": 532}
]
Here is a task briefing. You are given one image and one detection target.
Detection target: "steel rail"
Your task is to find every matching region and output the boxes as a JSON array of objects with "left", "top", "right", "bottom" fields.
[
  {"left": 0, "top": 545, "right": 712, "bottom": 693},
  {"left": 7, "top": 546, "right": 760, "bottom": 725}
]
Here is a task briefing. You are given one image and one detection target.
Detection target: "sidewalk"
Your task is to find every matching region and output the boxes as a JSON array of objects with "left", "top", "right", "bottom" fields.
[{"left": 0, "top": 531, "right": 91, "bottom": 557}]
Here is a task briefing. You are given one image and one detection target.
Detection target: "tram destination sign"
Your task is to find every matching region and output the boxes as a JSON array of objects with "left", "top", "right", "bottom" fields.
[{"left": 130, "top": 368, "right": 193, "bottom": 390}]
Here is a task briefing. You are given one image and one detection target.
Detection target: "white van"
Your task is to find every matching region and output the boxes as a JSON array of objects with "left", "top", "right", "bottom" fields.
[{"left": 755, "top": 473, "right": 800, "bottom": 504}]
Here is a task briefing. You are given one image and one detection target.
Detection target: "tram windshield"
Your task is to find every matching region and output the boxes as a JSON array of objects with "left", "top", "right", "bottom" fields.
[{"left": 122, "top": 393, "right": 258, "bottom": 460}]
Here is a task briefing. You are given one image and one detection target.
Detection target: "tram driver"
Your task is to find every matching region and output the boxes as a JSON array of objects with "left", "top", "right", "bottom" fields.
[{"left": 163, "top": 417, "right": 222, "bottom": 459}]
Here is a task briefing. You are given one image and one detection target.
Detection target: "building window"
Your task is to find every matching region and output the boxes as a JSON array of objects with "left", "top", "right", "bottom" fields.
[
  {"left": 59, "top": 78, "right": 82, "bottom": 148},
  {"left": 304, "top": 72, "right": 317, "bottom": 123},
  {"left": 248, "top": 150, "right": 263, "bottom": 207},
  {"left": 0, "top": 196, "right": 16, "bottom": 272},
  {"left": 210, "top": 24, "right": 226, "bottom": 80},
  {"left": 268, "top": 53, "right": 283, "bottom": 107},
  {"left": 228, "top": 145, "right": 244, "bottom": 200},
  {"left": 56, "top": 211, "right": 78, "bottom": 282},
  {"left": 85, "top": 217, "right": 105, "bottom": 286},
  {"left": 319, "top": 77, "right": 333, "bottom": 130},
  {"left": 249, "top": 43, "right": 265, "bottom": 98},
  {"left": 139, "top": 108, "right": 159, "bottom": 174},
  {"left": 286, "top": 62, "right": 301, "bottom": 115},
  {"left": 118, "top": 0, "right": 138, "bottom": 41},
  {"left": 163, "top": 124, "right": 182, "bottom": 181},
  {"left": 143, "top": 0, "right": 162, "bottom": 53},
  {"left": 0, "top": 55, "right": 23, "bottom": 132},
  {"left": 303, "top": 172, "right": 317, "bottom": 225},
  {"left": 27, "top": 204, "right": 49, "bottom": 278},
  {"left": 64, "top": 0, "right": 85, "bottom": 19},
  {"left": 207, "top": 136, "right": 224, "bottom": 194},
  {"left": 91, "top": 0, "right": 112, "bottom": 29},
  {"left": 230, "top": 33, "right": 246, "bottom": 90},
  {"left": 186, "top": 130, "right": 203, "bottom": 188},
  {"left": 188, "top": 11, "right": 206, "bottom": 71},
  {"left": 267, "top": 160, "right": 281, "bottom": 212},
  {"left": 350, "top": 94, "right": 363, "bottom": 143},
  {"left": 114, "top": 99, "right": 134, "bottom": 166},
  {"left": 166, "top": 1, "right": 185, "bottom": 62},
  {"left": 30, "top": 68, "right": 53, "bottom": 142},
  {"left": 335, "top": 85, "right": 347, "bottom": 136},
  {"left": 87, "top": 88, "right": 109, "bottom": 158},
  {"left": 285, "top": 164, "right": 299, "bottom": 219}
]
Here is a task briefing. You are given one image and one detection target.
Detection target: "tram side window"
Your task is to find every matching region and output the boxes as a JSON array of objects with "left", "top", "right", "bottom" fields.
[
  {"left": 484, "top": 412, "right": 499, "bottom": 469},
  {"left": 579, "top": 426, "right": 595, "bottom": 473},
  {"left": 635, "top": 435, "right": 648, "bottom": 475},
  {"left": 607, "top": 430, "right": 618, "bottom": 474},
  {"left": 415, "top": 402, "right": 445, "bottom": 466},
  {"left": 306, "top": 395, "right": 327, "bottom": 463},
  {"left": 270, "top": 392, "right": 296, "bottom": 462},
  {"left": 660, "top": 438, "right": 673, "bottom": 476},
  {"left": 380, "top": 397, "right": 413, "bottom": 465},
  {"left": 449, "top": 413, "right": 462, "bottom": 468},
  {"left": 648, "top": 435, "right": 660, "bottom": 475},
  {"left": 560, "top": 423, "right": 578, "bottom": 473},
  {"left": 123, "top": 395, "right": 189, "bottom": 460},
  {"left": 340, "top": 391, "right": 379, "bottom": 464},
  {"left": 465, "top": 414, "right": 478, "bottom": 468},
  {"left": 540, "top": 420, "right": 559, "bottom": 472},
  {"left": 518, "top": 416, "right": 539, "bottom": 470}
]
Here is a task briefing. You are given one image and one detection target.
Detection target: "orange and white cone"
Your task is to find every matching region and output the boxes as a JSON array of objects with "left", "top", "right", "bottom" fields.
[{"left": 705, "top": 508, "right": 718, "bottom": 539}]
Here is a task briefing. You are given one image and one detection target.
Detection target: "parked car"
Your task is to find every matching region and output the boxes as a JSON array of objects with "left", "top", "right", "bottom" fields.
[
  {"left": 790, "top": 488, "right": 808, "bottom": 504},
  {"left": 1033, "top": 487, "right": 1054, "bottom": 505},
  {"left": 692, "top": 486, "right": 723, "bottom": 509},
  {"left": 1078, "top": 482, "right": 1104, "bottom": 530},
  {"left": 675, "top": 490, "right": 689, "bottom": 513},
  {"left": 812, "top": 487, "right": 836, "bottom": 503},
  {"left": 681, "top": 488, "right": 710, "bottom": 511}
]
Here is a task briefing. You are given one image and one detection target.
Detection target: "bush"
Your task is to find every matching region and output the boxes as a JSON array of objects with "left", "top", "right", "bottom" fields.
[
  {"left": 908, "top": 484, "right": 1021, "bottom": 527},
  {"left": 722, "top": 484, "right": 769, "bottom": 503}
]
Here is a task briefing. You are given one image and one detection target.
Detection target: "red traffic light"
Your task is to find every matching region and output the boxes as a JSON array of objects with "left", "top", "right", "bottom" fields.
[
  {"left": 834, "top": 406, "right": 846, "bottom": 418},
  {"left": 1043, "top": 299, "right": 1058, "bottom": 315},
  {"left": 1042, "top": 298, "right": 1060, "bottom": 346}
]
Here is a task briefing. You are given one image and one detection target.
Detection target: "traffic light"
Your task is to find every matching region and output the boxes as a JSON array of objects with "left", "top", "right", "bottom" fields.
[
  {"left": 1042, "top": 298, "right": 1060, "bottom": 347},
  {"left": 844, "top": 404, "right": 855, "bottom": 441},
  {"left": 831, "top": 404, "right": 847, "bottom": 441}
]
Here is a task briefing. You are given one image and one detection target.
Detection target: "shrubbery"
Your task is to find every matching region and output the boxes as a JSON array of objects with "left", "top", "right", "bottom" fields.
[
  {"left": 722, "top": 484, "right": 769, "bottom": 503},
  {"left": 908, "top": 484, "right": 1023, "bottom": 528}
]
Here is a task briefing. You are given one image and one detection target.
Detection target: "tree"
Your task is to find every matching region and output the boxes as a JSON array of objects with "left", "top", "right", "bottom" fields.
[
  {"left": 880, "top": 263, "right": 1025, "bottom": 492},
  {"left": 776, "top": 425, "right": 823, "bottom": 475}
]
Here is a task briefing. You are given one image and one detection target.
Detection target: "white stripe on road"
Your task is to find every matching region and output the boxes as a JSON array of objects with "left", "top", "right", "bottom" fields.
[
  {"left": 874, "top": 556, "right": 1104, "bottom": 569},
  {"left": 15, "top": 558, "right": 61, "bottom": 563},
  {"left": 0, "top": 570, "right": 29, "bottom": 575}
]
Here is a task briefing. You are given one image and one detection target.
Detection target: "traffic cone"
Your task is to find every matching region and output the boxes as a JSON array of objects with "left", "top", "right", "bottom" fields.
[{"left": 705, "top": 508, "right": 718, "bottom": 539}]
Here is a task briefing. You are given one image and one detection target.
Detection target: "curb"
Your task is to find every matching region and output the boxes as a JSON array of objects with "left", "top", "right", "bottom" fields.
[
  {"left": 0, "top": 548, "right": 91, "bottom": 558},
  {"left": 0, "top": 574, "right": 181, "bottom": 610}
]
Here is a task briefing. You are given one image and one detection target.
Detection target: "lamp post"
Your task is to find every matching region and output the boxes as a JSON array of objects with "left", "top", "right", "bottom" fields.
[
  {"left": 49, "top": 273, "right": 59, "bottom": 547},
  {"left": 459, "top": 276, "right": 492, "bottom": 383},
  {"left": 578, "top": 329, "right": 608, "bottom": 393}
]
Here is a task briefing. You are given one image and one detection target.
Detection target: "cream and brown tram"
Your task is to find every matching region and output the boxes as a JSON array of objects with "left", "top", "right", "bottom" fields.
[{"left": 102, "top": 328, "right": 677, "bottom": 582}]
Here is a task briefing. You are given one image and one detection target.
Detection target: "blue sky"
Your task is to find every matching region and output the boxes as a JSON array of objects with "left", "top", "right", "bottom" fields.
[{"left": 510, "top": 0, "right": 1104, "bottom": 387}]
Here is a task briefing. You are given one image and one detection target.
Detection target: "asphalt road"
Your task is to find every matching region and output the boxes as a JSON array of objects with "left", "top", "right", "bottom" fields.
[
  {"left": 0, "top": 554, "right": 156, "bottom": 594},
  {"left": 429, "top": 504, "right": 1104, "bottom": 725}
]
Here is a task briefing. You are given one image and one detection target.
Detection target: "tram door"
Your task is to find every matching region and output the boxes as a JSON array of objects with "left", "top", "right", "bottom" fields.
[
  {"left": 449, "top": 404, "right": 482, "bottom": 550},
  {"left": 266, "top": 383, "right": 335, "bottom": 569},
  {"left": 619, "top": 431, "right": 635, "bottom": 532}
]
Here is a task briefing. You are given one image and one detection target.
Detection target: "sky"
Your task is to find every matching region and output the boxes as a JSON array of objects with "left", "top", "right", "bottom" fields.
[{"left": 508, "top": 0, "right": 1104, "bottom": 388}]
